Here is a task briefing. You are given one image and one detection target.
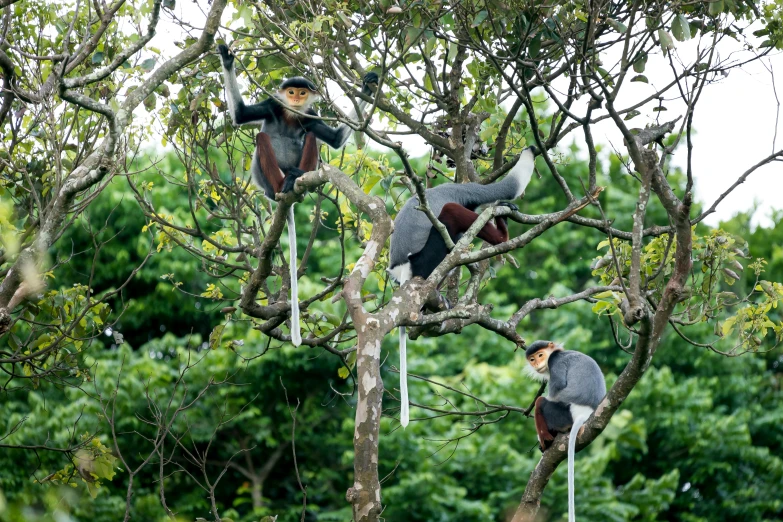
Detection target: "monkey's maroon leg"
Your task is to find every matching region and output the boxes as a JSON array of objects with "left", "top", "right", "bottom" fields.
[
  {"left": 298, "top": 132, "right": 319, "bottom": 172},
  {"left": 438, "top": 203, "right": 509, "bottom": 244},
  {"left": 256, "top": 132, "right": 286, "bottom": 193},
  {"left": 534, "top": 397, "right": 555, "bottom": 451},
  {"left": 494, "top": 215, "right": 509, "bottom": 242}
]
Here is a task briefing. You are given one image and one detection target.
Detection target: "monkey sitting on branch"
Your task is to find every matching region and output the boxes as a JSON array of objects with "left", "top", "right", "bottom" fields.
[
  {"left": 524, "top": 340, "right": 606, "bottom": 522},
  {"left": 387, "top": 145, "right": 539, "bottom": 427},
  {"left": 218, "top": 43, "right": 377, "bottom": 346}
]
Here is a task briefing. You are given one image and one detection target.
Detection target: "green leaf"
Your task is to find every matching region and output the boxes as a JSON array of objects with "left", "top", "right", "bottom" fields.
[
  {"left": 337, "top": 11, "right": 352, "bottom": 29},
  {"left": 633, "top": 53, "right": 647, "bottom": 73},
  {"left": 658, "top": 29, "right": 675, "bottom": 55},
  {"left": 606, "top": 18, "right": 627, "bottom": 34},
  {"left": 672, "top": 14, "right": 692, "bottom": 41},
  {"left": 91, "top": 52, "right": 104, "bottom": 65},
  {"left": 448, "top": 42, "right": 458, "bottom": 61},
  {"left": 472, "top": 10, "right": 488, "bottom": 27},
  {"left": 624, "top": 110, "right": 641, "bottom": 120},
  {"left": 338, "top": 366, "right": 350, "bottom": 379},
  {"left": 140, "top": 58, "right": 156, "bottom": 72},
  {"left": 722, "top": 316, "right": 737, "bottom": 336},
  {"left": 425, "top": 35, "right": 437, "bottom": 56},
  {"left": 597, "top": 67, "right": 614, "bottom": 86},
  {"left": 480, "top": 124, "right": 498, "bottom": 142},
  {"left": 209, "top": 324, "right": 225, "bottom": 349},
  {"left": 346, "top": 350, "right": 357, "bottom": 370},
  {"left": 708, "top": 0, "right": 724, "bottom": 17},
  {"left": 528, "top": 33, "right": 542, "bottom": 59},
  {"left": 631, "top": 75, "right": 648, "bottom": 83}
]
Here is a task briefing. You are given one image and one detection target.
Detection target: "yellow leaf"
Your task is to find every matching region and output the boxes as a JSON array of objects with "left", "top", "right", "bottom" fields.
[{"left": 722, "top": 317, "right": 737, "bottom": 337}]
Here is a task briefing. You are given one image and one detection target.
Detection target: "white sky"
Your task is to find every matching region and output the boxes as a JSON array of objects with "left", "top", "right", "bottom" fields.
[{"left": 156, "top": 3, "right": 782, "bottom": 228}]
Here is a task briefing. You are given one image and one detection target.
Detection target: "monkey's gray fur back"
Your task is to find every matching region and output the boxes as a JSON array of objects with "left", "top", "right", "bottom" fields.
[{"left": 547, "top": 350, "right": 606, "bottom": 408}]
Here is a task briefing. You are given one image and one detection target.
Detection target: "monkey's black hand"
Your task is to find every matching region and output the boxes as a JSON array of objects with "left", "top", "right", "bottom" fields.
[
  {"left": 362, "top": 72, "right": 379, "bottom": 95},
  {"left": 497, "top": 201, "right": 519, "bottom": 212},
  {"left": 217, "top": 44, "right": 234, "bottom": 68},
  {"left": 281, "top": 168, "right": 306, "bottom": 193}
]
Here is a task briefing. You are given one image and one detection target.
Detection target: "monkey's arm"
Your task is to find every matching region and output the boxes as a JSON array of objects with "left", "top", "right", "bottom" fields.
[
  {"left": 547, "top": 354, "right": 569, "bottom": 399},
  {"left": 231, "top": 98, "right": 277, "bottom": 126},
  {"left": 306, "top": 117, "right": 354, "bottom": 149},
  {"left": 218, "top": 44, "right": 275, "bottom": 126}
]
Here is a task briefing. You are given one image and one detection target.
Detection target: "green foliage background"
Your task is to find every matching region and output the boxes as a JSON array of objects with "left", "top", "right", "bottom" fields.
[{"left": 1, "top": 149, "right": 781, "bottom": 522}]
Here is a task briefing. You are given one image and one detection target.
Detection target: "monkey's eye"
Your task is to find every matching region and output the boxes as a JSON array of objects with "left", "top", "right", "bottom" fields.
[
  {"left": 538, "top": 353, "right": 544, "bottom": 358},
  {"left": 288, "top": 89, "right": 295, "bottom": 95},
  {"left": 299, "top": 90, "right": 307, "bottom": 96}
]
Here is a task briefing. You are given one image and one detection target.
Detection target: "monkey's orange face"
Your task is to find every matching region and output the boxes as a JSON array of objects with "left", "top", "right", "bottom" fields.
[
  {"left": 283, "top": 88, "right": 313, "bottom": 109},
  {"left": 528, "top": 350, "right": 550, "bottom": 373}
]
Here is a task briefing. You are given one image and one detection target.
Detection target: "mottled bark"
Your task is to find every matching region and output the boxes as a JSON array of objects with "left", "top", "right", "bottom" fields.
[
  {"left": 346, "top": 324, "right": 385, "bottom": 521},
  {"left": 278, "top": 165, "right": 393, "bottom": 521}
]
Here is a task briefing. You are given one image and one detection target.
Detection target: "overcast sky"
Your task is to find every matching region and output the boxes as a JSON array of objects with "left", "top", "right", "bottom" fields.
[{"left": 157, "top": 4, "right": 781, "bottom": 228}]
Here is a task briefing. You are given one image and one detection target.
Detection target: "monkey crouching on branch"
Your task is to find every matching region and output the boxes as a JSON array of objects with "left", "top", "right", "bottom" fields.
[
  {"left": 218, "top": 43, "right": 377, "bottom": 346},
  {"left": 524, "top": 340, "right": 606, "bottom": 522},
  {"left": 387, "top": 145, "right": 539, "bottom": 427}
]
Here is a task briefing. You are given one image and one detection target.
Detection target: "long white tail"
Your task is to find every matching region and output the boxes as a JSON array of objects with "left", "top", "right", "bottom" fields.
[
  {"left": 287, "top": 205, "right": 301, "bottom": 347},
  {"left": 568, "top": 409, "right": 592, "bottom": 522},
  {"left": 399, "top": 326, "right": 409, "bottom": 427}
]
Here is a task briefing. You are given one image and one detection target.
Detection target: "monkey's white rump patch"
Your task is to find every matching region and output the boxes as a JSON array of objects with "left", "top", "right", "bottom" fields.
[
  {"left": 388, "top": 262, "right": 412, "bottom": 284},
  {"left": 570, "top": 404, "right": 594, "bottom": 421}
]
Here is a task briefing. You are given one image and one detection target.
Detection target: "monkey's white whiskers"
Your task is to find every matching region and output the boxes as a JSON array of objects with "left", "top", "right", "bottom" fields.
[
  {"left": 523, "top": 361, "right": 549, "bottom": 383},
  {"left": 287, "top": 205, "right": 301, "bottom": 347}
]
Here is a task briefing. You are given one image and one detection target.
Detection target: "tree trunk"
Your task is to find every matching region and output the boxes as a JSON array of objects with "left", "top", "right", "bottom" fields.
[{"left": 347, "top": 322, "right": 384, "bottom": 521}]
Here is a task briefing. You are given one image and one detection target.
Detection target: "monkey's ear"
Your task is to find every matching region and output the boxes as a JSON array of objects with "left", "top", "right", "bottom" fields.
[{"left": 547, "top": 341, "right": 555, "bottom": 349}]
